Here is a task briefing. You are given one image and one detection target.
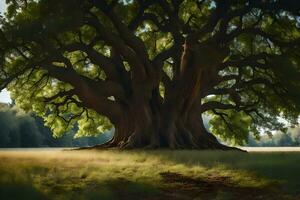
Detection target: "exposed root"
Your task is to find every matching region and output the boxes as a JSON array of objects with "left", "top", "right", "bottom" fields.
[
  {"left": 75, "top": 141, "right": 246, "bottom": 152},
  {"left": 74, "top": 130, "right": 247, "bottom": 152},
  {"left": 76, "top": 138, "right": 118, "bottom": 150}
]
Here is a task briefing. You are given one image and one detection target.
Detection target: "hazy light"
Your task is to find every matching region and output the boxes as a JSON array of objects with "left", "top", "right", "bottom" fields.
[
  {"left": 0, "top": 89, "right": 11, "bottom": 103},
  {"left": 0, "top": 1, "right": 7, "bottom": 15},
  {"left": 0, "top": 2, "right": 9, "bottom": 104}
]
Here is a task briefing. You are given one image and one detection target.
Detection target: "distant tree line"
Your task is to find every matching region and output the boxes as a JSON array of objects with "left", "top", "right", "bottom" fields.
[
  {"left": 0, "top": 103, "right": 112, "bottom": 148},
  {"left": 247, "top": 128, "right": 300, "bottom": 147},
  {"left": 203, "top": 115, "right": 300, "bottom": 147}
]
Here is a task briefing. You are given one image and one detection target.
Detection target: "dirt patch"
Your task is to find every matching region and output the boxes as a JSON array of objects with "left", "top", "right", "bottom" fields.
[
  {"left": 159, "top": 172, "right": 286, "bottom": 200},
  {"left": 160, "top": 171, "right": 231, "bottom": 189}
]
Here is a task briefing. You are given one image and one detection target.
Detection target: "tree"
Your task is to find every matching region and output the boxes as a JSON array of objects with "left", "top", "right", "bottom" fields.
[
  {"left": 0, "top": 103, "right": 113, "bottom": 147},
  {"left": 246, "top": 128, "right": 300, "bottom": 147},
  {"left": 0, "top": 104, "right": 43, "bottom": 147},
  {"left": 0, "top": 0, "right": 300, "bottom": 149}
]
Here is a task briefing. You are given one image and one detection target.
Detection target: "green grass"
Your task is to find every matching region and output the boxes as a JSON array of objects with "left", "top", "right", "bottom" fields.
[{"left": 0, "top": 149, "right": 300, "bottom": 200}]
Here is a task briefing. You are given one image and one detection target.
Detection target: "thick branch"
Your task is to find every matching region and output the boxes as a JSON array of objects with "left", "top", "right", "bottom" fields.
[
  {"left": 98, "top": 2, "right": 151, "bottom": 68},
  {"left": 42, "top": 64, "right": 123, "bottom": 122},
  {"left": 62, "top": 42, "right": 119, "bottom": 81},
  {"left": 87, "top": 19, "right": 146, "bottom": 81},
  {"left": 226, "top": 28, "right": 300, "bottom": 47}
]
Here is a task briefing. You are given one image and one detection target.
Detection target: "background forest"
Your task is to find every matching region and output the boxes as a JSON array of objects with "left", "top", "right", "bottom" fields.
[{"left": 0, "top": 103, "right": 113, "bottom": 147}]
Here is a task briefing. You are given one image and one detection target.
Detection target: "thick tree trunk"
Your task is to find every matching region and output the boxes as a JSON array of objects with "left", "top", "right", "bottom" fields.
[
  {"left": 87, "top": 37, "right": 242, "bottom": 151},
  {"left": 94, "top": 100, "right": 238, "bottom": 150}
]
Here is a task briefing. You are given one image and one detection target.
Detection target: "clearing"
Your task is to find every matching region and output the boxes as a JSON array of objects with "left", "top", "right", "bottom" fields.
[{"left": 0, "top": 148, "right": 300, "bottom": 200}]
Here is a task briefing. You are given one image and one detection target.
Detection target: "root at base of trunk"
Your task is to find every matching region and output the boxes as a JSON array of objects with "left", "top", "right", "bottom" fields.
[{"left": 77, "top": 132, "right": 246, "bottom": 152}]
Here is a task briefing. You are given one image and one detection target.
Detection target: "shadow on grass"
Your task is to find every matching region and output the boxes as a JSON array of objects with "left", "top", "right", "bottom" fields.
[
  {"left": 1, "top": 149, "right": 300, "bottom": 199},
  {"left": 0, "top": 170, "right": 296, "bottom": 200},
  {"left": 85, "top": 173, "right": 284, "bottom": 200},
  {"left": 82, "top": 178, "right": 161, "bottom": 200},
  {"left": 146, "top": 150, "right": 300, "bottom": 195},
  {"left": 159, "top": 171, "right": 280, "bottom": 200},
  {"left": 0, "top": 182, "right": 46, "bottom": 200},
  {"left": 0, "top": 178, "right": 160, "bottom": 200},
  {"left": 40, "top": 175, "right": 284, "bottom": 200}
]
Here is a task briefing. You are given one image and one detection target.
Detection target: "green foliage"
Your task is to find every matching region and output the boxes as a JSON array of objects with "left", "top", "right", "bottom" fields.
[
  {"left": 1, "top": 0, "right": 300, "bottom": 145},
  {"left": 1, "top": 0, "right": 114, "bottom": 139},
  {"left": 209, "top": 110, "right": 252, "bottom": 145},
  {"left": 76, "top": 110, "right": 112, "bottom": 137}
]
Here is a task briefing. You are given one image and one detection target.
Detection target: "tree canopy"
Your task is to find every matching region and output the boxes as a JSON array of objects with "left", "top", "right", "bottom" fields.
[{"left": 0, "top": 0, "right": 300, "bottom": 149}]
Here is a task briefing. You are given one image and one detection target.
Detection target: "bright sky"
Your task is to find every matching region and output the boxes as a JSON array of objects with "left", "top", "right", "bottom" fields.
[
  {"left": 0, "top": 0, "right": 6, "bottom": 15},
  {"left": 0, "top": 89, "right": 11, "bottom": 103},
  {"left": 0, "top": 1, "right": 10, "bottom": 103}
]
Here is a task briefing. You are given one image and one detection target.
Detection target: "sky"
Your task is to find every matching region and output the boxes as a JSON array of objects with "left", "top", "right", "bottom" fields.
[
  {"left": 0, "top": 1, "right": 10, "bottom": 103},
  {"left": 0, "top": 0, "right": 6, "bottom": 14}
]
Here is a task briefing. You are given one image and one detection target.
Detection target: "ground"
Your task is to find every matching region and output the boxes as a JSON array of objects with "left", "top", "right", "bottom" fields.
[{"left": 0, "top": 148, "right": 300, "bottom": 200}]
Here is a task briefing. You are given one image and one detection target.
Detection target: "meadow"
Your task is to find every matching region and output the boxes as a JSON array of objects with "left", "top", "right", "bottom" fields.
[{"left": 0, "top": 148, "right": 300, "bottom": 200}]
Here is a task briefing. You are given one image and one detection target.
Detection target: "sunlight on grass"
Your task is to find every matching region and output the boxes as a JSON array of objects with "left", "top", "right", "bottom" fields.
[{"left": 0, "top": 149, "right": 300, "bottom": 200}]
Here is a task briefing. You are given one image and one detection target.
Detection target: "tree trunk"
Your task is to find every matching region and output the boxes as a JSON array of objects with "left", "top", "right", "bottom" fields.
[
  {"left": 93, "top": 99, "right": 238, "bottom": 150},
  {"left": 88, "top": 38, "right": 242, "bottom": 151}
]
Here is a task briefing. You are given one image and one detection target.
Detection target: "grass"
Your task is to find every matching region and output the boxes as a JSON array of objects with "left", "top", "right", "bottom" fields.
[{"left": 0, "top": 149, "right": 300, "bottom": 200}]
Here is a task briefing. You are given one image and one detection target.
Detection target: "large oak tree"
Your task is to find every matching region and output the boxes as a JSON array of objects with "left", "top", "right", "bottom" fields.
[{"left": 1, "top": 0, "right": 300, "bottom": 149}]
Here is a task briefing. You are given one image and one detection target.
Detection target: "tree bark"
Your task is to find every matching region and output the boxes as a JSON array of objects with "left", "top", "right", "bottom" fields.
[
  {"left": 87, "top": 38, "right": 242, "bottom": 151},
  {"left": 90, "top": 98, "right": 240, "bottom": 150}
]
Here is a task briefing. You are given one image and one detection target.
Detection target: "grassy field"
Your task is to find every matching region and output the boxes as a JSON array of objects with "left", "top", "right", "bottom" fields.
[{"left": 0, "top": 148, "right": 300, "bottom": 200}]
